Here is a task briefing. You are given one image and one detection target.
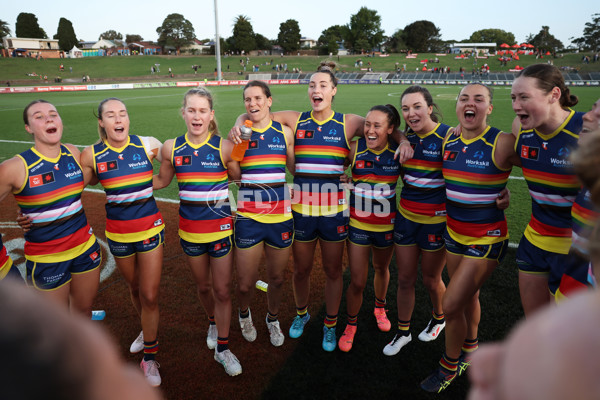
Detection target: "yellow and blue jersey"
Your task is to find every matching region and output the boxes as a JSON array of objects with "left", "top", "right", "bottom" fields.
[
  {"left": 172, "top": 133, "right": 232, "bottom": 243},
  {"left": 516, "top": 110, "right": 583, "bottom": 254},
  {"left": 237, "top": 120, "right": 292, "bottom": 223},
  {"left": 350, "top": 138, "right": 400, "bottom": 232},
  {"left": 14, "top": 145, "right": 96, "bottom": 262},
  {"left": 399, "top": 123, "right": 450, "bottom": 224},
  {"left": 292, "top": 111, "right": 350, "bottom": 216},
  {"left": 443, "top": 126, "right": 511, "bottom": 245},
  {"left": 93, "top": 135, "right": 164, "bottom": 243}
]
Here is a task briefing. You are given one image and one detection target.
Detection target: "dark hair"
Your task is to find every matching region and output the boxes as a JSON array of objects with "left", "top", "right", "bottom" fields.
[
  {"left": 243, "top": 80, "right": 272, "bottom": 99},
  {"left": 368, "top": 104, "right": 401, "bottom": 132},
  {"left": 400, "top": 86, "right": 442, "bottom": 130},
  {"left": 23, "top": 100, "right": 52, "bottom": 124},
  {"left": 315, "top": 61, "right": 339, "bottom": 87},
  {"left": 517, "top": 64, "right": 578, "bottom": 108},
  {"left": 182, "top": 87, "right": 219, "bottom": 136},
  {"left": 96, "top": 97, "right": 125, "bottom": 141}
]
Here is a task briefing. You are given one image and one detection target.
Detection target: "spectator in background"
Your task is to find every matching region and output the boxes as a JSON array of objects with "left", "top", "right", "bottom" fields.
[{"left": 0, "top": 281, "right": 163, "bottom": 400}]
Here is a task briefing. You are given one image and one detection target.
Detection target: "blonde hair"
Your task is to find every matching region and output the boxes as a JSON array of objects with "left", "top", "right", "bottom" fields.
[{"left": 182, "top": 88, "right": 219, "bottom": 136}]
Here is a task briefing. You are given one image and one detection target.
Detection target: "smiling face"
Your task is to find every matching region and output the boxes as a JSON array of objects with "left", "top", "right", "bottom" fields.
[
  {"left": 98, "top": 99, "right": 130, "bottom": 147},
  {"left": 581, "top": 99, "right": 600, "bottom": 141},
  {"left": 308, "top": 72, "right": 337, "bottom": 114},
  {"left": 244, "top": 85, "right": 272, "bottom": 126},
  {"left": 25, "top": 102, "right": 63, "bottom": 147},
  {"left": 401, "top": 92, "right": 435, "bottom": 134},
  {"left": 364, "top": 110, "right": 393, "bottom": 151},
  {"left": 456, "top": 84, "right": 493, "bottom": 134},
  {"left": 511, "top": 76, "right": 560, "bottom": 131},
  {"left": 182, "top": 94, "right": 214, "bottom": 140}
]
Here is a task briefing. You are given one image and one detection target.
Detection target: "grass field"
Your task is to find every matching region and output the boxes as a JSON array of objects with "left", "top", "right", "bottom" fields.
[
  {"left": 1, "top": 52, "right": 599, "bottom": 84},
  {"left": 1, "top": 83, "right": 599, "bottom": 399}
]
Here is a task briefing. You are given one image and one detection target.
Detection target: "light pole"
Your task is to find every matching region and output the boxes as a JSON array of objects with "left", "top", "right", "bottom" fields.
[{"left": 214, "top": 0, "right": 222, "bottom": 81}]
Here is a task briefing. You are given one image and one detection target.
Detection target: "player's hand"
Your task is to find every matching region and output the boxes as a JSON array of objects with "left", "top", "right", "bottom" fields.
[
  {"left": 16, "top": 210, "right": 32, "bottom": 232},
  {"left": 449, "top": 124, "right": 463, "bottom": 137},
  {"left": 394, "top": 141, "right": 414, "bottom": 164},
  {"left": 496, "top": 188, "right": 510, "bottom": 210},
  {"left": 228, "top": 126, "right": 243, "bottom": 144}
]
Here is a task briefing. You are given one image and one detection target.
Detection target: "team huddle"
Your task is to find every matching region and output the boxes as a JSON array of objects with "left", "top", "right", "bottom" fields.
[{"left": 0, "top": 62, "right": 598, "bottom": 394}]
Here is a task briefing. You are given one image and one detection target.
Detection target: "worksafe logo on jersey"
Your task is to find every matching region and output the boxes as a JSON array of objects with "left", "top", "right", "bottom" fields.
[
  {"left": 174, "top": 155, "right": 192, "bottom": 166},
  {"left": 29, "top": 172, "right": 55, "bottom": 187},
  {"left": 296, "top": 130, "right": 314, "bottom": 139},
  {"left": 521, "top": 145, "right": 539, "bottom": 160},
  {"left": 97, "top": 160, "right": 119, "bottom": 173},
  {"left": 443, "top": 150, "right": 459, "bottom": 161}
]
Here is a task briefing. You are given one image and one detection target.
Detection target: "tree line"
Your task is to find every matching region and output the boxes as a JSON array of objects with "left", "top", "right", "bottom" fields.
[{"left": 1, "top": 10, "right": 598, "bottom": 55}]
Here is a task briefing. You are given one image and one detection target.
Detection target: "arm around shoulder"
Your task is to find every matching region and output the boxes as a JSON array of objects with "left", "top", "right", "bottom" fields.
[
  {"left": 79, "top": 146, "right": 99, "bottom": 186},
  {"left": 153, "top": 139, "right": 175, "bottom": 190}
]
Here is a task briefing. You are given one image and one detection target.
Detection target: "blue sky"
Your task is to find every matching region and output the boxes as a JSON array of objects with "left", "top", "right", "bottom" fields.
[{"left": 3, "top": 0, "right": 597, "bottom": 47}]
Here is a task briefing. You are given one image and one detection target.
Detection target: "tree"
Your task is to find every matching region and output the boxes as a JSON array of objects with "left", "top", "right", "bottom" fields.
[
  {"left": 231, "top": 15, "right": 256, "bottom": 53},
  {"left": 402, "top": 20, "right": 442, "bottom": 52},
  {"left": 156, "top": 13, "right": 195, "bottom": 53},
  {"left": 469, "top": 28, "right": 515, "bottom": 46},
  {"left": 0, "top": 19, "right": 11, "bottom": 42},
  {"left": 383, "top": 29, "right": 407, "bottom": 53},
  {"left": 345, "top": 7, "right": 384, "bottom": 53},
  {"left": 571, "top": 13, "right": 600, "bottom": 51},
  {"left": 53, "top": 18, "right": 77, "bottom": 51},
  {"left": 254, "top": 33, "right": 271, "bottom": 51},
  {"left": 99, "top": 30, "right": 122, "bottom": 41},
  {"left": 318, "top": 25, "right": 347, "bottom": 56},
  {"left": 15, "top": 12, "right": 46, "bottom": 39},
  {"left": 529, "top": 26, "right": 563, "bottom": 52},
  {"left": 277, "top": 19, "right": 301, "bottom": 53},
  {"left": 126, "top": 34, "right": 144, "bottom": 44}
]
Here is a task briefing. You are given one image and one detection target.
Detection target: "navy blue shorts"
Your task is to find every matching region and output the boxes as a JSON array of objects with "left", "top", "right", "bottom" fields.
[
  {"left": 180, "top": 235, "right": 232, "bottom": 258},
  {"left": 394, "top": 214, "right": 445, "bottom": 251},
  {"left": 26, "top": 240, "right": 102, "bottom": 291},
  {"left": 107, "top": 229, "right": 165, "bottom": 258},
  {"left": 235, "top": 217, "right": 294, "bottom": 249},
  {"left": 444, "top": 231, "right": 507, "bottom": 263},
  {"left": 348, "top": 224, "right": 393, "bottom": 248},
  {"left": 293, "top": 210, "right": 348, "bottom": 242},
  {"left": 516, "top": 235, "right": 569, "bottom": 295}
]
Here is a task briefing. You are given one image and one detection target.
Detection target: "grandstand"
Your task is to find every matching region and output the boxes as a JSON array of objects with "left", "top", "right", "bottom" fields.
[{"left": 253, "top": 70, "right": 597, "bottom": 84}]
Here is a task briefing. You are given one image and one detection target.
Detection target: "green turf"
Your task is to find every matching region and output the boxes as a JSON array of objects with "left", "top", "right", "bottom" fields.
[{"left": 1, "top": 52, "right": 599, "bottom": 85}]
